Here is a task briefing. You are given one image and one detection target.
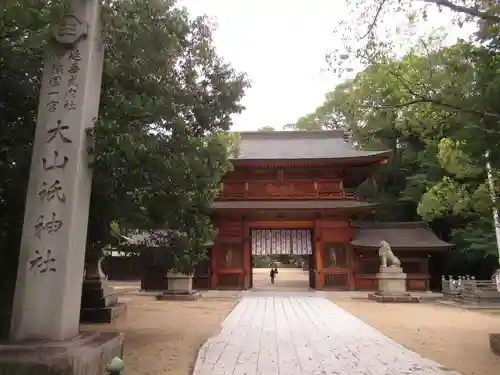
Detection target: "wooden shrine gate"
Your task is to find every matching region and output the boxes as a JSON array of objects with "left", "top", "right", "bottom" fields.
[
  {"left": 211, "top": 219, "right": 357, "bottom": 291},
  {"left": 250, "top": 228, "right": 316, "bottom": 288}
]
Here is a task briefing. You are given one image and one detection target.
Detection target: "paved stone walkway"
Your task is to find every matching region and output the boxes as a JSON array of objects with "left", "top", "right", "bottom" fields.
[{"left": 193, "top": 295, "right": 463, "bottom": 375}]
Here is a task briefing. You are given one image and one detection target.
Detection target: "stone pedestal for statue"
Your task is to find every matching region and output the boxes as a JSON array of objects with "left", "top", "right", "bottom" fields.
[
  {"left": 80, "top": 256, "right": 126, "bottom": 323},
  {"left": 156, "top": 272, "right": 201, "bottom": 301},
  {"left": 2, "top": 2, "right": 124, "bottom": 375},
  {"left": 80, "top": 279, "right": 127, "bottom": 323},
  {"left": 368, "top": 266, "right": 420, "bottom": 303}
]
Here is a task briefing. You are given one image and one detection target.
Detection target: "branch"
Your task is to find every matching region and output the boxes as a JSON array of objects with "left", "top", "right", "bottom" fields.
[
  {"left": 361, "top": 0, "right": 499, "bottom": 43},
  {"left": 359, "top": 96, "right": 500, "bottom": 135},
  {"left": 361, "top": 0, "right": 388, "bottom": 39},
  {"left": 360, "top": 99, "right": 429, "bottom": 109},
  {"left": 356, "top": 67, "right": 500, "bottom": 134},
  {"left": 388, "top": 70, "right": 500, "bottom": 119},
  {"left": 363, "top": 98, "right": 500, "bottom": 120},
  {"left": 421, "top": 0, "right": 500, "bottom": 24}
]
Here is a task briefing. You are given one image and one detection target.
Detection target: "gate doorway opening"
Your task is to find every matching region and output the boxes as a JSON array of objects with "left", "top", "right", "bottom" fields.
[{"left": 250, "top": 229, "right": 315, "bottom": 290}]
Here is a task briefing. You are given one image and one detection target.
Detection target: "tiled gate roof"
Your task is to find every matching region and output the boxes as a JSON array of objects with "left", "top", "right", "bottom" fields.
[
  {"left": 350, "top": 221, "right": 453, "bottom": 249},
  {"left": 234, "top": 131, "right": 390, "bottom": 161}
]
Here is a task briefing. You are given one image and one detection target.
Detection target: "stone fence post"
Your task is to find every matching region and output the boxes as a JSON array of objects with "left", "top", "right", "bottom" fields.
[{"left": 470, "top": 276, "right": 477, "bottom": 294}]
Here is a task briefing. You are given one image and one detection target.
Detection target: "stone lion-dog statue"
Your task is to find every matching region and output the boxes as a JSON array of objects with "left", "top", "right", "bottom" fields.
[{"left": 378, "top": 240, "right": 401, "bottom": 268}]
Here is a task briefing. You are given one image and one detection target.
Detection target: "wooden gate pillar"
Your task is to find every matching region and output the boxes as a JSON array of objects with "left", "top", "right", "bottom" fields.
[
  {"left": 210, "top": 244, "right": 218, "bottom": 289},
  {"left": 243, "top": 222, "right": 251, "bottom": 289},
  {"left": 346, "top": 244, "right": 356, "bottom": 290},
  {"left": 314, "top": 220, "right": 325, "bottom": 289}
]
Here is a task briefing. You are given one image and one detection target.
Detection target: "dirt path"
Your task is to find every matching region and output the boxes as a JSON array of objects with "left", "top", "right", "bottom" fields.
[
  {"left": 82, "top": 287, "right": 500, "bottom": 375},
  {"left": 82, "top": 295, "right": 237, "bottom": 375},
  {"left": 252, "top": 267, "right": 309, "bottom": 289},
  {"left": 329, "top": 296, "right": 500, "bottom": 375}
]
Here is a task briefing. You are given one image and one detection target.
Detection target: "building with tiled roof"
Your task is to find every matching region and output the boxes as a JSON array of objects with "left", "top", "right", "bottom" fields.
[{"left": 205, "top": 130, "right": 451, "bottom": 291}]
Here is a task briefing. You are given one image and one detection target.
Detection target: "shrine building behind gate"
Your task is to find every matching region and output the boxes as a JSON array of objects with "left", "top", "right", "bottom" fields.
[{"left": 208, "top": 130, "right": 452, "bottom": 291}]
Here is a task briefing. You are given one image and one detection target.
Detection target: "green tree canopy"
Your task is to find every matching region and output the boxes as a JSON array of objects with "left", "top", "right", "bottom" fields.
[
  {"left": 291, "top": 10, "right": 500, "bottom": 267},
  {"left": 0, "top": 0, "right": 250, "bottom": 299}
]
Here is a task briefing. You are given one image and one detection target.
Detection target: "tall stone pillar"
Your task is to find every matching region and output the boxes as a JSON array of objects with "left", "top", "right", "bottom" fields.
[
  {"left": 0, "top": 3, "right": 124, "bottom": 374},
  {"left": 9, "top": 0, "right": 106, "bottom": 341},
  {"left": 1, "top": 2, "right": 124, "bottom": 373}
]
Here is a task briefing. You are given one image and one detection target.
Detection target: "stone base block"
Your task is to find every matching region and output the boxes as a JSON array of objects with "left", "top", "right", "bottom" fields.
[
  {"left": 378, "top": 266, "right": 404, "bottom": 273},
  {"left": 443, "top": 292, "right": 461, "bottom": 301},
  {"left": 81, "top": 280, "right": 116, "bottom": 308},
  {"left": 369, "top": 292, "right": 420, "bottom": 303},
  {"left": 80, "top": 303, "right": 127, "bottom": 324},
  {"left": 80, "top": 279, "right": 125, "bottom": 324},
  {"left": 437, "top": 299, "right": 500, "bottom": 310},
  {"left": 489, "top": 333, "right": 500, "bottom": 356},
  {"left": 82, "top": 289, "right": 118, "bottom": 307},
  {"left": 82, "top": 294, "right": 119, "bottom": 309},
  {"left": 156, "top": 290, "right": 202, "bottom": 301},
  {"left": 166, "top": 273, "right": 193, "bottom": 293},
  {"left": 460, "top": 293, "right": 500, "bottom": 305},
  {"left": 0, "top": 331, "right": 124, "bottom": 375},
  {"left": 376, "top": 271, "right": 407, "bottom": 295}
]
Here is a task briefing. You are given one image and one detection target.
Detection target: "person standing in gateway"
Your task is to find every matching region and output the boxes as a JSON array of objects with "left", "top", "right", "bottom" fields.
[{"left": 270, "top": 267, "right": 278, "bottom": 284}]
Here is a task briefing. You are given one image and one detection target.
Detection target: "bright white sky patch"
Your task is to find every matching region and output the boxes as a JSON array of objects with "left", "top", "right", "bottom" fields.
[{"left": 178, "top": 0, "right": 475, "bottom": 131}]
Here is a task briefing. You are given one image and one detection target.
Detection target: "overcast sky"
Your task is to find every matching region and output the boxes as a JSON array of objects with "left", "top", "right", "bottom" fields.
[{"left": 178, "top": 1, "right": 475, "bottom": 132}]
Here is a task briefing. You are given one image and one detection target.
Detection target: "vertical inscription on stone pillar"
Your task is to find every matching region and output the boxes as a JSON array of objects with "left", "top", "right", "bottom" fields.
[
  {"left": 11, "top": 0, "right": 104, "bottom": 341},
  {"left": 28, "top": 51, "right": 82, "bottom": 278}
]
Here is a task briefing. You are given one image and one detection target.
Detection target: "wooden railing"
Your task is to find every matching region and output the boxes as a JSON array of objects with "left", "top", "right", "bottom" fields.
[
  {"left": 218, "top": 180, "right": 360, "bottom": 201},
  {"left": 218, "top": 187, "right": 359, "bottom": 201}
]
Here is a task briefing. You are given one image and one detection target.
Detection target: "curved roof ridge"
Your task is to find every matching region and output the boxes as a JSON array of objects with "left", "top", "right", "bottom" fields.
[
  {"left": 352, "top": 221, "right": 429, "bottom": 229},
  {"left": 233, "top": 130, "right": 390, "bottom": 161},
  {"left": 350, "top": 221, "right": 453, "bottom": 249},
  {"left": 237, "top": 130, "right": 346, "bottom": 139}
]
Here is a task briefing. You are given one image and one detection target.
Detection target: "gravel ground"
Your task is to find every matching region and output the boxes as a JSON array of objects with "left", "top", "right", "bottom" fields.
[
  {"left": 82, "top": 295, "right": 237, "bottom": 375},
  {"left": 329, "top": 296, "right": 500, "bottom": 375}
]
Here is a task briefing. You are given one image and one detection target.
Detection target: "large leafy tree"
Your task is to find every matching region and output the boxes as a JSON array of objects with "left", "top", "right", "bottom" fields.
[
  {"left": 0, "top": 0, "right": 248, "bottom": 335},
  {"left": 89, "top": 0, "right": 249, "bottom": 272},
  {"left": 334, "top": 0, "right": 499, "bottom": 66},
  {"left": 345, "top": 1, "right": 500, "bottom": 267},
  {"left": 291, "top": 0, "right": 500, "bottom": 272},
  {"left": 288, "top": 46, "right": 455, "bottom": 222},
  {"left": 331, "top": 0, "right": 500, "bottom": 161},
  {"left": 290, "top": 35, "right": 499, "bottom": 265}
]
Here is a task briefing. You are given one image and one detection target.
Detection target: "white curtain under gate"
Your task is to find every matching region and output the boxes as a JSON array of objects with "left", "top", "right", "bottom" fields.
[{"left": 251, "top": 229, "right": 313, "bottom": 255}]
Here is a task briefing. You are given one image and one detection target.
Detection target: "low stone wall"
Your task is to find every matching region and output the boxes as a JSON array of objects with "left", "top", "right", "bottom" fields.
[
  {"left": 441, "top": 275, "right": 465, "bottom": 300},
  {"left": 441, "top": 275, "right": 500, "bottom": 304}
]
